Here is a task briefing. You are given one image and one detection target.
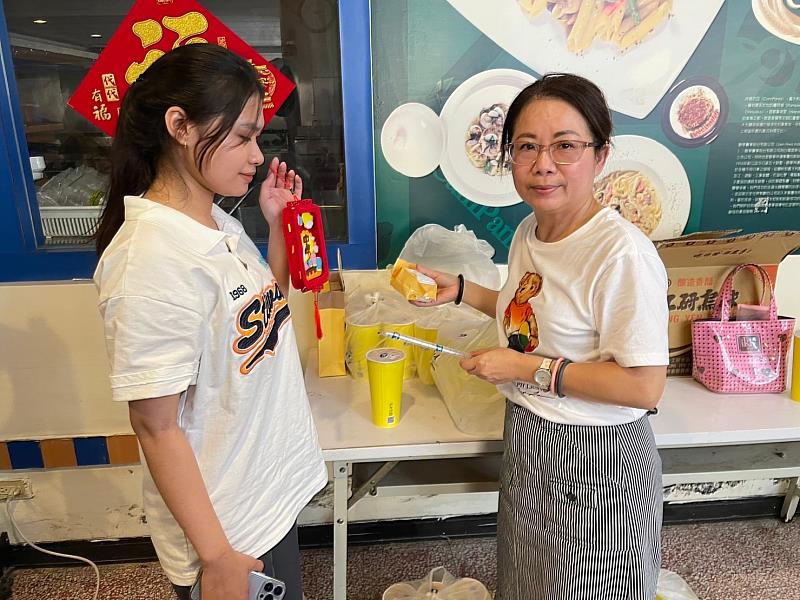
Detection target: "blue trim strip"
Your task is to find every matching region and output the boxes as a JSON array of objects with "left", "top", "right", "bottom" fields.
[
  {"left": 7, "top": 441, "right": 44, "bottom": 469},
  {"left": 73, "top": 437, "right": 110, "bottom": 466},
  {"left": 337, "top": 0, "right": 376, "bottom": 269}
]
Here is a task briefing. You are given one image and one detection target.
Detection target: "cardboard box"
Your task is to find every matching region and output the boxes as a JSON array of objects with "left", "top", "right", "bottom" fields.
[{"left": 655, "top": 230, "right": 800, "bottom": 376}]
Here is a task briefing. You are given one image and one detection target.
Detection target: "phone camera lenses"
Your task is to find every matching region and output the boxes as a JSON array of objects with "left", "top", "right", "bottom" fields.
[{"left": 274, "top": 586, "right": 283, "bottom": 595}]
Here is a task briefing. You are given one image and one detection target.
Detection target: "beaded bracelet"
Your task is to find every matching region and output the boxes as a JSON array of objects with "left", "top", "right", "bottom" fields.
[
  {"left": 555, "top": 358, "right": 572, "bottom": 398},
  {"left": 550, "top": 357, "right": 565, "bottom": 393},
  {"left": 454, "top": 273, "right": 465, "bottom": 305}
]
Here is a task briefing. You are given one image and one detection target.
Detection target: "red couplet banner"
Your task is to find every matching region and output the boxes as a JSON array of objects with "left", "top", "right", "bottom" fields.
[{"left": 68, "top": 0, "right": 294, "bottom": 136}]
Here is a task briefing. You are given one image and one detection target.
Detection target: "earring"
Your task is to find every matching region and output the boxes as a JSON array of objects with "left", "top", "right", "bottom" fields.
[{"left": 183, "top": 141, "right": 188, "bottom": 149}]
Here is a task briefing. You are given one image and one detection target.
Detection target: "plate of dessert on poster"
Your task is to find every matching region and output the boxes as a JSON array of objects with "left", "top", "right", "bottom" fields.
[
  {"left": 661, "top": 76, "right": 729, "bottom": 148},
  {"left": 381, "top": 103, "right": 446, "bottom": 178},
  {"left": 593, "top": 134, "right": 690, "bottom": 241},
  {"left": 445, "top": 0, "right": 726, "bottom": 119}
]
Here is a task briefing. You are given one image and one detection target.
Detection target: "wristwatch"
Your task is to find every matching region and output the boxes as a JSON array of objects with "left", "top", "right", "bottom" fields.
[{"left": 533, "top": 358, "right": 553, "bottom": 393}]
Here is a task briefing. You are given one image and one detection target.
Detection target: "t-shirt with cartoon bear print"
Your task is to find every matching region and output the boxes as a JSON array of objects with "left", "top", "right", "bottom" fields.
[{"left": 495, "top": 207, "right": 669, "bottom": 426}]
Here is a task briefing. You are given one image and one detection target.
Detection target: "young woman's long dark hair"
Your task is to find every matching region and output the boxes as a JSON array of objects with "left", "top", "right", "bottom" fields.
[{"left": 95, "top": 44, "right": 263, "bottom": 255}]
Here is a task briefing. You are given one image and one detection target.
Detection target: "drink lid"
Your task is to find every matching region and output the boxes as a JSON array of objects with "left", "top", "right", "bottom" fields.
[{"left": 366, "top": 348, "right": 405, "bottom": 363}]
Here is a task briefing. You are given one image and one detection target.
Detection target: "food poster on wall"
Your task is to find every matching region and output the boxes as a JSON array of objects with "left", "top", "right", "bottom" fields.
[{"left": 372, "top": 0, "right": 800, "bottom": 266}]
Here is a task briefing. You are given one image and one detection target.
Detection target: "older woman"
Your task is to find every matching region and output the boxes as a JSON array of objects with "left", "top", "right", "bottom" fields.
[{"left": 416, "top": 73, "right": 668, "bottom": 599}]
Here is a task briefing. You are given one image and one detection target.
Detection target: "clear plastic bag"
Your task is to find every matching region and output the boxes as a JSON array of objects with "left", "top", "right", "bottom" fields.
[
  {"left": 382, "top": 566, "right": 491, "bottom": 600},
  {"left": 431, "top": 317, "right": 505, "bottom": 437},
  {"left": 397, "top": 224, "right": 501, "bottom": 291},
  {"left": 339, "top": 267, "right": 504, "bottom": 438},
  {"left": 656, "top": 569, "right": 700, "bottom": 600},
  {"left": 37, "top": 165, "right": 108, "bottom": 207},
  {"left": 343, "top": 271, "right": 421, "bottom": 380},
  {"left": 412, "top": 307, "right": 452, "bottom": 386}
]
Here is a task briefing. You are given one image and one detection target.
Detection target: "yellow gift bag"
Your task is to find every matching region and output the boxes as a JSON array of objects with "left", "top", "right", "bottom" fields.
[{"left": 317, "top": 272, "right": 347, "bottom": 377}]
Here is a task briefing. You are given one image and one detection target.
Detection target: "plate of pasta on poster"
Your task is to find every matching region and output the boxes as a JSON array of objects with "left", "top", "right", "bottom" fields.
[
  {"left": 438, "top": 68, "right": 537, "bottom": 207},
  {"left": 445, "top": 0, "right": 726, "bottom": 119},
  {"left": 593, "top": 135, "right": 690, "bottom": 240}
]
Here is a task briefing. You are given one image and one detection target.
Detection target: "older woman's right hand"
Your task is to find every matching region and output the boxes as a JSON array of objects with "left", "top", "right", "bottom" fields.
[{"left": 410, "top": 265, "right": 460, "bottom": 307}]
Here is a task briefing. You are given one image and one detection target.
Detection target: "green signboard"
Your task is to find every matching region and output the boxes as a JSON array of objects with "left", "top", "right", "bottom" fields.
[{"left": 372, "top": 0, "right": 800, "bottom": 266}]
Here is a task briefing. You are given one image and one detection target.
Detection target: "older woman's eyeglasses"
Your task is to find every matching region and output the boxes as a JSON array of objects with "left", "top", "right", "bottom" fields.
[{"left": 506, "top": 140, "right": 604, "bottom": 166}]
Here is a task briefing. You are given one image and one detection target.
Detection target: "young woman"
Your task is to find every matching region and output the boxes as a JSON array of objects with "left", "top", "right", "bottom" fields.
[
  {"left": 93, "top": 44, "right": 326, "bottom": 600},
  {"left": 416, "top": 73, "right": 668, "bottom": 599}
]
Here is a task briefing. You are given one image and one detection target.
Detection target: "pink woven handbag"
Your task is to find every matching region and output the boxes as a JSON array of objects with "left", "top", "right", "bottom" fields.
[{"left": 691, "top": 264, "right": 795, "bottom": 394}]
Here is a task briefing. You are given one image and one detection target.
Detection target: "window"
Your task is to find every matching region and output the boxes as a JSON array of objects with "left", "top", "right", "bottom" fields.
[{"left": 2, "top": 0, "right": 350, "bottom": 251}]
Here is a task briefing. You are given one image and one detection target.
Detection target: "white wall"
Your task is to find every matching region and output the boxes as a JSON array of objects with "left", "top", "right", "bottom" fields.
[
  {"left": 0, "top": 281, "right": 323, "bottom": 543},
  {"left": 2, "top": 467, "right": 146, "bottom": 543},
  {"left": 776, "top": 255, "right": 800, "bottom": 319},
  {"left": 0, "top": 281, "right": 128, "bottom": 439}
]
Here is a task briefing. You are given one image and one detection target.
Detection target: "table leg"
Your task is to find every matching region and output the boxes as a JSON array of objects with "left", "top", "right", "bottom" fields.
[
  {"left": 333, "top": 460, "right": 349, "bottom": 600},
  {"left": 781, "top": 477, "right": 800, "bottom": 522},
  {"left": 349, "top": 460, "right": 399, "bottom": 509}
]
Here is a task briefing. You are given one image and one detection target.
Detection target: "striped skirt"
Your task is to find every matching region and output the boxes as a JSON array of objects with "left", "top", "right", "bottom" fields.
[{"left": 496, "top": 401, "right": 662, "bottom": 600}]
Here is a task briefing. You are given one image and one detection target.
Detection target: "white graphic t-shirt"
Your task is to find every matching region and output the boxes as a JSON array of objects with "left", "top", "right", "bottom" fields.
[
  {"left": 95, "top": 197, "right": 327, "bottom": 585},
  {"left": 496, "top": 208, "right": 669, "bottom": 426}
]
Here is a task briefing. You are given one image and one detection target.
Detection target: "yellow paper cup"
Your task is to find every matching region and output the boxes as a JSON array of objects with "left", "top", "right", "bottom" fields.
[
  {"left": 791, "top": 332, "right": 800, "bottom": 402},
  {"left": 345, "top": 321, "right": 382, "bottom": 380},
  {"left": 413, "top": 323, "right": 439, "bottom": 386},
  {"left": 366, "top": 348, "right": 405, "bottom": 428},
  {"left": 381, "top": 321, "right": 417, "bottom": 379}
]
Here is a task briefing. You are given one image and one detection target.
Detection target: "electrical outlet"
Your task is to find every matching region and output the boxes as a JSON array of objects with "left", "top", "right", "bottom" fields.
[{"left": 0, "top": 479, "right": 33, "bottom": 500}]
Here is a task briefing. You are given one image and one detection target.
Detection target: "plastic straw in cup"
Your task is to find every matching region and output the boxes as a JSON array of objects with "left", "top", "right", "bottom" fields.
[{"left": 380, "top": 330, "right": 467, "bottom": 358}]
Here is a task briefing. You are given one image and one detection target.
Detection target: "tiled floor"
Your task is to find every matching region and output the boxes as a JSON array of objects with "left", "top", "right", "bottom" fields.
[{"left": 7, "top": 518, "right": 800, "bottom": 599}]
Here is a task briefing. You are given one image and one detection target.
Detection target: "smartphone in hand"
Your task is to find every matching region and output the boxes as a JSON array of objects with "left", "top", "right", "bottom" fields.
[{"left": 189, "top": 570, "right": 286, "bottom": 600}]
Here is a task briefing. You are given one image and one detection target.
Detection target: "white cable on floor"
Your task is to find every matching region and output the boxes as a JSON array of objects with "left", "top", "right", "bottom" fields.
[{"left": 3, "top": 489, "right": 100, "bottom": 600}]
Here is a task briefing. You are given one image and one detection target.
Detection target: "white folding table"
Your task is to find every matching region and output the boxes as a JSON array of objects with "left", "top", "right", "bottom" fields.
[{"left": 305, "top": 354, "right": 800, "bottom": 600}]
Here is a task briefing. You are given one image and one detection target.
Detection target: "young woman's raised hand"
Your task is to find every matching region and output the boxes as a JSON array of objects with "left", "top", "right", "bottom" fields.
[{"left": 259, "top": 156, "right": 302, "bottom": 225}]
